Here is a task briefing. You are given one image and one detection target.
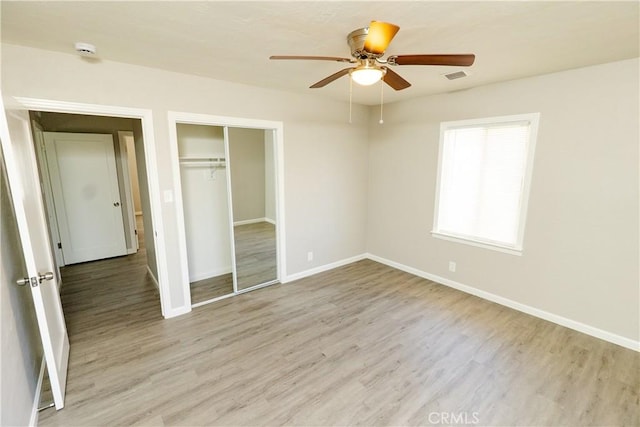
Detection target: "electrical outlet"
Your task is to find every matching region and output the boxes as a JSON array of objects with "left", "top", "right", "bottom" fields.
[
  {"left": 449, "top": 261, "right": 456, "bottom": 272},
  {"left": 307, "top": 251, "right": 314, "bottom": 262}
]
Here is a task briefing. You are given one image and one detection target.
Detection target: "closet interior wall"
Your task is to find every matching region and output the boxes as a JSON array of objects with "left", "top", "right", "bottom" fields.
[{"left": 177, "top": 124, "right": 234, "bottom": 305}]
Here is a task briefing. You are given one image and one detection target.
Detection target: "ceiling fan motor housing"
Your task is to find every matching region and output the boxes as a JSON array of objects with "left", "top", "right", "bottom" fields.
[{"left": 348, "top": 27, "right": 381, "bottom": 59}]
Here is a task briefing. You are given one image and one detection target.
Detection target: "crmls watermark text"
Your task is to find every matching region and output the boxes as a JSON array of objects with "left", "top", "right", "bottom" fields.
[{"left": 428, "top": 411, "right": 480, "bottom": 425}]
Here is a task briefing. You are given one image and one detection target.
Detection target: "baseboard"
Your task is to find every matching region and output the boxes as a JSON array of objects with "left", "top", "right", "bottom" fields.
[
  {"left": 29, "top": 357, "right": 46, "bottom": 427},
  {"left": 189, "top": 267, "right": 232, "bottom": 283},
  {"left": 234, "top": 217, "right": 269, "bottom": 226},
  {"left": 127, "top": 247, "right": 137, "bottom": 255},
  {"left": 366, "top": 253, "right": 640, "bottom": 352},
  {"left": 264, "top": 217, "right": 276, "bottom": 225},
  {"left": 146, "top": 266, "right": 159, "bottom": 291},
  {"left": 283, "top": 253, "right": 368, "bottom": 283},
  {"left": 163, "top": 305, "right": 191, "bottom": 319}
]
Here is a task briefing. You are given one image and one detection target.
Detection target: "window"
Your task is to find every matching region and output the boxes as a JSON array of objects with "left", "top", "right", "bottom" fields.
[{"left": 432, "top": 113, "right": 539, "bottom": 255}]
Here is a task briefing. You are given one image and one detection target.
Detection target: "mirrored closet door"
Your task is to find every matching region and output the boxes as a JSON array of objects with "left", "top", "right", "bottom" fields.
[
  {"left": 228, "top": 128, "right": 278, "bottom": 291},
  {"left": 172, "top": 116, "right": 282, "bottom": 308},
  {"left": 177, "top": 124, "right": 235, "bottom": 305}
]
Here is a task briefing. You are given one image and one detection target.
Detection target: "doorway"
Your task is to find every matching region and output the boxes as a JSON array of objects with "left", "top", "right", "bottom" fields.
[
  {"left": 13, "top": 96, "right": 170, "bottom": 319},
  {"left": 29, "top": 111, "right": 161, "bottom": 296},
  {"left": 32, "top": 114, "right": 142, "bottom": 264}
]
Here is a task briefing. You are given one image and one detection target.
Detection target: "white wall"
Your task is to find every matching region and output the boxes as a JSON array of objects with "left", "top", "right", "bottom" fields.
[
  {"left": 177, "top": 124, "right": 232, "bottom": 281},
  {"left": 366, "top": 58, "right": 639, "bottom": 344},
  {"left": 1, "top": 43, "right": 370, "bottom": 316},
  {"left": 228, "top": 127, "right": 266, "bottom": 222},
  {"left": 1, "top": 148, "right": 43, "bottom": 426}
]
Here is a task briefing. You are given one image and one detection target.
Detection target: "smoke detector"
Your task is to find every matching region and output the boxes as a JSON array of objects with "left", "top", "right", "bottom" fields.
[{"left": 74, "top": 42, "right": 96, "bottom": 56}]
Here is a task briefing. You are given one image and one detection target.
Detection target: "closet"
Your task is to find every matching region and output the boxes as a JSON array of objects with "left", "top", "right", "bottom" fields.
[{"left": 175, "top": 121, "right": 280, "bottom": 307}]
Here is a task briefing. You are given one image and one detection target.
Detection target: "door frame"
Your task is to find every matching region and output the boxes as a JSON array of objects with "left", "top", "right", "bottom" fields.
[
  {"left": 32, "top": 119, "right": 65, "bottom": 269},
  {"left": 167, "top": 111, "right": 286, "bottom": 307},
  {"left": 117, "top": 130, "right": 139, "bottom": 254},
  {"left": 12, "top": 97, "right": 171, "bottom": 318}
]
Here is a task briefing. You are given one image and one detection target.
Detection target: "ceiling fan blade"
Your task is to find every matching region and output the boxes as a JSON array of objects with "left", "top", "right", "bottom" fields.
[
  {"left": 270, "top": 55, "right": 353, "bottom": 63},
  {"left": 363, "top": 21, "right": 400, "bottom": 55},
  {"left": 310, "top": 68, "right": 353, "bottom": 88},
  {"left": 390, "top": 54, "right": 475, "bottom": 66},
  {"left": 382, "top": 67, "right": 411, "bottom": 90}
]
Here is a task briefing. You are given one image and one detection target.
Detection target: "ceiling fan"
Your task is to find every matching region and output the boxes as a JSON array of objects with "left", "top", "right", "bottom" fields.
[{"left": 270, "top": 21, "right": 475, "bottom": 90}]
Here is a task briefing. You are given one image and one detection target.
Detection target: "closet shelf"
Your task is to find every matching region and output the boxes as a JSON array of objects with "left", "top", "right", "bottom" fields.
[{"left": 179, "top": 157, "right": 226, "bottom": 167}]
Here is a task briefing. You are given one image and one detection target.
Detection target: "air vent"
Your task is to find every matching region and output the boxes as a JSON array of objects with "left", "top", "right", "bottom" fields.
[{"left": 444, "top": 71, "right": 468, "bottom": 80}]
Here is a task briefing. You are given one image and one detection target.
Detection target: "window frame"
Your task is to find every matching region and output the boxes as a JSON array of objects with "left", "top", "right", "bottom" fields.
[{"left": 431, "top": 113, "right": 540, "bottom": 256}]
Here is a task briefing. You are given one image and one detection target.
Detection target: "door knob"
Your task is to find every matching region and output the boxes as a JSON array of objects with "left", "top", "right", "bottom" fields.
[
  {"left": 114, "top": 202, "right": 120, "bottom": 207},
  {"left": 40, "top": 272, "right": 54, "bottom": 282},
  {"left": 17, "top": 272, "right": 54, "bottom": 287}
]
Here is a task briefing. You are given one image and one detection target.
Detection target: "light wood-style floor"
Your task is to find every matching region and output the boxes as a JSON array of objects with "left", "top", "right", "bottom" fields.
[
  {"left": 190, "top": 273, "right": 233, "bottom": 304},
  {"left": 40, "top": 251, "right": 638, "bottom": 425}
]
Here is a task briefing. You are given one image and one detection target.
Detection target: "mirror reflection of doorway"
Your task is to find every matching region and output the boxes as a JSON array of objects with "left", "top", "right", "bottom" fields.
[{"left": 228, "top": 128, "right": 278, "bottom": 291}]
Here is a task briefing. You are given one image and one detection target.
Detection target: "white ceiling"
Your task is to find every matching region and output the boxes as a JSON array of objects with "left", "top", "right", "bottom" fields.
[{"left": 2, "top": 1, "right": 638, "bottom": 105}]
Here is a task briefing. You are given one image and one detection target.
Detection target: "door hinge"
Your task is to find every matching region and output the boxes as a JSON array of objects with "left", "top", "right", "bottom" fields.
[{"left": 57, "top": 242, "right": 62, "bottom": 249}]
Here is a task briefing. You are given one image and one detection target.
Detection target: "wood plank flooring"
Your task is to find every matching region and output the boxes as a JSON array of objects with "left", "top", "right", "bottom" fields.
[
  {"left": 190, "top": 273, "right": 233, "bottom": 305},
  {"left": 39, "top": 252, "right": 638, "bottom": 425}
]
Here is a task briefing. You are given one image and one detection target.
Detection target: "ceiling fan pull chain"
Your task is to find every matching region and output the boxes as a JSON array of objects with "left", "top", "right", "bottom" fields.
[
  {"left": 379, "top": 79, "right": 384, "bottom": 124},
  {"left": 349, "top": 76, "right": 353, "bottom": 124}
]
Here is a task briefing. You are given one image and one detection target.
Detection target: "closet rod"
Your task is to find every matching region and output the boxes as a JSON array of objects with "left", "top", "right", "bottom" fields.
[
  {"left": 179, "top": 162, "right": 226, "bottom": 168},
  {"left": 179, "top": 157, "right": 226, "bottom": 167},
  {"left": 179, "top": 156, "right": 226, "bottom": 162}
]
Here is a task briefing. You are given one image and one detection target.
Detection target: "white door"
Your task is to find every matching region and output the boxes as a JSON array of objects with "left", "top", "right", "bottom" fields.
[
  {"left": 0, "top": 99, "right": 69, "bottom": 409},
  {"left": 44, "top": 132, "right": 127, "bottom": 264}
]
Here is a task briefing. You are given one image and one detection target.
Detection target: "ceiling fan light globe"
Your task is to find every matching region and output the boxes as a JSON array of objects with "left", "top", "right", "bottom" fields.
[{"left": 350, "top": 68, "right": 384, "bottom": 86}]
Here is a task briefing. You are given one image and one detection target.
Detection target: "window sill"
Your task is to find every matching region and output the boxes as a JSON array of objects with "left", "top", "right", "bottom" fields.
[{"left": 431, "top": 231, "right": 523, "bottom": 256}]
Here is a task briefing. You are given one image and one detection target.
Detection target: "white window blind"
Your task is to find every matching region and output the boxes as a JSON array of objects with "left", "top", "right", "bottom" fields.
[{"left": 433, "top": 114, "right": 539, "bottom": 253}]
